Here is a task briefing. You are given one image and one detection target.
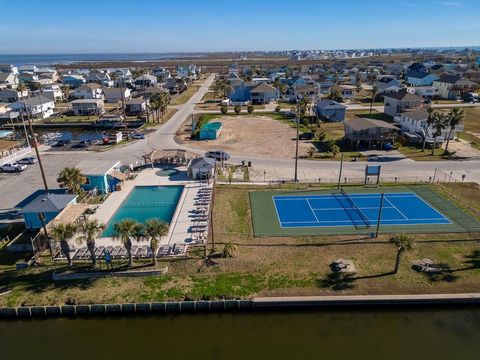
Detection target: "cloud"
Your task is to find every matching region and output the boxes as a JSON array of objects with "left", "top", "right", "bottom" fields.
[{"left": 437, "top": 1, "right": 462, "bottom": 6}]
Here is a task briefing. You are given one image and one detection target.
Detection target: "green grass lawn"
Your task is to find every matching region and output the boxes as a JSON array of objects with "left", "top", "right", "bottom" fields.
[{"left": 170, "top": 85, "right": 200, "bottom": 105}]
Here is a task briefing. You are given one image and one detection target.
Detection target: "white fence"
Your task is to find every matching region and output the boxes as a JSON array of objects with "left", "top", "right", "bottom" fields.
[{"left": 0, "top": 147, "right": 32, "bottom": 166}]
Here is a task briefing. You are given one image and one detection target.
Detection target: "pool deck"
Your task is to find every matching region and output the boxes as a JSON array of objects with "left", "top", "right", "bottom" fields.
[{"left": 88, "top": 167, "right": 211, "bottom": 250}]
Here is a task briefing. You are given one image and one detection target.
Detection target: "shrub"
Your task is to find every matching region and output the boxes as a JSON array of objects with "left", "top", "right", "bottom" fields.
[
  {"left": 247, "top": 105, "right": 254, "bottom": 114},
  {"left": 220, "top": 105, "right": 228, "bottom": 114},
  {"left": 275, "top": 105, "right": 281, "bottom": 112},
  {"left": 234, "top": 105, "right": 241, "bottom": 114}
]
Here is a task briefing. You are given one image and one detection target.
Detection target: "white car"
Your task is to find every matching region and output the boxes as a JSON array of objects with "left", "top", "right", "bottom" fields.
[{"left": 1, "top": 163, "right": 27, "bottom": 173}]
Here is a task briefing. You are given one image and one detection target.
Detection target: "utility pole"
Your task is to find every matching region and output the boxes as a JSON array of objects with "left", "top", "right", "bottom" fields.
[
  {"left": 337, "top": 153, "right": 344, "bottom": 189},
  {"left": 294, "top": 98, "right": 300, "bottom": 182},
  {"left": 23, "top": 97, "right": 49, "bottom": 193},
  {"left": 375, "top": 193, "right": 385, "bottom": 238}
]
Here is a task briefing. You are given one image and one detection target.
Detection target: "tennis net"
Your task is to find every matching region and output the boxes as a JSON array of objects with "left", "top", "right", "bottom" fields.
[{"left": 335, "top": 188, "right": 371, "bottom": 229}]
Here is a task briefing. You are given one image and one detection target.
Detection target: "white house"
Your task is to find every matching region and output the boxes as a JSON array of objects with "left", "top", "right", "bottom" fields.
[
  {"left": 406, "top": 86, "right": 438, "bottom": 98},
  {"left": 0, "top": 72, "right": 18, "bottom": 88},
  {"left": 103, "top": 87, "right": 131, "bottom": 103},
  {"left": 85, "top": 71, "right": 114, "bottom": 87},
  {"left": 394, "top": 109, "right": 462, "bottom": 144},
  {"left": 10, "top": 95, "right": 55, "bottom": 119},
  {"left": 73, "top": 83, "right": 104, "bottom": 99},
  {"left": 41, "top": 84, "right": 64, "bottom": 100}
]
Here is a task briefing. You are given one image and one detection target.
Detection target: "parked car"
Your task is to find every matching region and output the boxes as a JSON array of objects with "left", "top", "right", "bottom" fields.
[
  {"left": 205, "top": 150, "right": 230, "bottom": 161},
  {"left": 463, "top": 92, "right": 479, "bottom": 103},
  {"left": 73, "top": 140, "right": 92, "bottom": 148},
  {"left": 53, "top": 139, "right": 70, "bottom": 147},
  {"left": 299, "top": 132, "right": 314, "bottom": 140},
  {"left": 130, "top": 132, "right": 145, "bottom": 139},
  {"left": 1, "top": 163, "right": 27, "bottom": 173},
  {"left": 17, "top": 157, "right": 37, "bottom": 165}
]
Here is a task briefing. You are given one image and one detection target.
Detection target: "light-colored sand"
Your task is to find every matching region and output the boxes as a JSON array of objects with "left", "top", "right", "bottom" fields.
[{"left": 177, "top": 115, "right": 314, "bottom": 159}]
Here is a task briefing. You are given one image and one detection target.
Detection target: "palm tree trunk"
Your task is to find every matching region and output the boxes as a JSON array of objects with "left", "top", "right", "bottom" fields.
[
  {"left": 393, "top": 249, "right": 402, "bottom": 274},
  {"left": 444, "top": 128, "right": 453, "bottom": 153},
  {"left": 152, "top": 248, "right": 157, "bottom": 265},
  {"left": 66, "top": 253, "right": 72, "bottom": 268},
  {"left": 431, "top": 137, "right": 437, "bottom": 155},
  {"left": 128, "top": 250, "right": 132, "bottom": 266},
  {"left": 88, "top": 246, "right": 96, "bottom": 267}
]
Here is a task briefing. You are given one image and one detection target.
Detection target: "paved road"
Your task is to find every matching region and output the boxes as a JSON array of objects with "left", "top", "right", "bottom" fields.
[{"left": 2, "top": 73, "right": 480, "bottom": 209}]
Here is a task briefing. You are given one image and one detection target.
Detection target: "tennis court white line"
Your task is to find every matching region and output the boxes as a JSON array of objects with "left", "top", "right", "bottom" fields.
[
  {"left": 311, "top": 206, "right": 395, "bottom": 211},
  {"left": 281, "top": 217, "right": 453, "bottom": 224},
  {"left": 273, "top": 193, "right": 419, "bottom": 201},
  {"left": 410, "top": 194, "right": 453, "bottom": 225},
  {"left": 384, "top": 197, "right": 409, "bottom": 220},
  {"left": 305, "top": 199, "right": 320, "bottom": 223}
]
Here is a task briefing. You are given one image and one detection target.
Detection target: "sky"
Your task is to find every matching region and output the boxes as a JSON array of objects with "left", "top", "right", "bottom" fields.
[{"left": 1, "top": 0, "right": 479, "bottom": 54}]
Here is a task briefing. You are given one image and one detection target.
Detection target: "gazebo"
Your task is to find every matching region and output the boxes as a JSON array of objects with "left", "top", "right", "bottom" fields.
[{"left": 142, "top": 149, "right": 199, "bottom": 166}]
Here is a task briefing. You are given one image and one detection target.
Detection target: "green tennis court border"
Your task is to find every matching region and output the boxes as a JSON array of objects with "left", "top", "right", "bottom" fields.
[{"left": 249, "top": 185, "right": 480, "bottom": 237}]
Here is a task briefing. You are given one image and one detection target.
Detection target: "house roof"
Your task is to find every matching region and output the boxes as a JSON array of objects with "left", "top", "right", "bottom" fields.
[
  {"left": 21, "top": 95, "right": 55, "bottom": 106},
  {"left": 435, "top": 73, "right": 475, "bottom": 85},
  {"left": 330, "top": 85, "right": 350, "bottom": 92},
  {"left": 316, "top": 100, "right": 347, "bottom": 109},
  {"left": 383, "top": 90, "right": 423, "bottom": 102},
  {"left": 103, "top": 87, "right": 127, "bottom": 95},
  {"left": 188, "top": 157, "right": 215, "bottom": 169},
  {"left": 346, "top": 118, "right": 398, "bottom": 132},
  {"left": 0, "top": 72, "right": 14, "bottom": 82},
  {"left": 21, "top": 194, "right": 77, "bottom": 214},
  {"left": 70, "top": 99, "right": 103, "bottom": 104},
  {"left": 135, "top": 74, "right": 157, "bottom": 81},
  {"left": 126, "top": 97, "right": 146, "bottom": 105},
  {"left": 401, "top": 109, "right": 429, "bottom": 121},
  {"left": 250, "top": 83, "right": 277, "bottom": 93},
  {"left": 76, "top": 160, "right": 120, "bottom": 175},
  {"left": 77, "top": 83, "right": 102, "bottom": 91}
]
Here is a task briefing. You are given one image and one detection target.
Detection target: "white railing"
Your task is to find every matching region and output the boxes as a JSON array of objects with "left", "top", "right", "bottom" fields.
[{"left": 0, "top": 147, "right": 32, "bottom": 166}]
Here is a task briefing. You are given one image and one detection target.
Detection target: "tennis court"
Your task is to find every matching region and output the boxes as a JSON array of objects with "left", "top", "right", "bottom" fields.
[
  {"left": 249, "top": 185, "right": 480, "bottom": 236},
  {"left": 273, "top": 192, "right": 451, "bottom": 229}
]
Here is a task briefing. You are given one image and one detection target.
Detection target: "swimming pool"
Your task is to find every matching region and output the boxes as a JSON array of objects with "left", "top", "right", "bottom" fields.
[{"left": 103, "top": 185, "right": 184, "bottom": 237}]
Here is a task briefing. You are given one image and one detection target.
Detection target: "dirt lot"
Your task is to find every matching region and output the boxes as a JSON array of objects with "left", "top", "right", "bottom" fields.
[{"left": 176, "top": 115, "right": 314, "bottom": 159}]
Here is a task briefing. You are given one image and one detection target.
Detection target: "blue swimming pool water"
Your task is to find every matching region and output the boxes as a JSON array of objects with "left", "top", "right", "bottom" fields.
[
  {"left": 273, "top": 192, "right": 451, "bottom": 228},
  {"left": 103, "top": 185, "right": 184, "bottom": 237}
]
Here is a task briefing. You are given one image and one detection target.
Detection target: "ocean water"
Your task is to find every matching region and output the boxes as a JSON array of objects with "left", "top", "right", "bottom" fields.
[{"left": 0, "top": 53, "right": 205, "bottom": 66}]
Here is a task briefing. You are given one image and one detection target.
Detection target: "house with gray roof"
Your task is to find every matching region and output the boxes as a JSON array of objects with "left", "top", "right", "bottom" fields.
[
  {"left": 344, "top": 117, "right": 398, "bottom": 149},
  {"left": 383, "top": 91, "right": 423, "bottom": 117},
  {"left": 187, "top": 157, "right": 215, "bottom": 180},
  {"left": 432, "top": 74, "right": 477, "bottom": 99},
  {"left": 21, "top": 193, "right": 77, "bottom": 230},
  {"left": 315, "top": 99, "right": 346, "bottom": 122}
]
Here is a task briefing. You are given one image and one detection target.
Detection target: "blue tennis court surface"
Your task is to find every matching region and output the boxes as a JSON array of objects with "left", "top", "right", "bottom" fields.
[{"left": 273, "top": 192, "right": 452, "bottom": 229}]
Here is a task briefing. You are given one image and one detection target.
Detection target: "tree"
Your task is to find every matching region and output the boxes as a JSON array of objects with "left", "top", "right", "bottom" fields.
[
  {"left": 60, "top": 85, "right": 70, "bottom": 100},
  {"left": 220, "top": 104, "right": 228, "bottom": 114},
  {"left": 51, "top": 223, "right": 77, "bottom": 267},
  {"left": 390, "top": 233, "right": 415, "bottom": 274},
  {"left": 78, "top": 219, "right": 105, "bottom": 268},
  {"left": 113, "top": 219, "right": 143, "bottom": 266},
  {"left": 57, "top": 167, "right": 85, "bottom": 195},
  {"left": 314, "top": 128, "right": 327, "bottom": 142},
  {"left": 431, "top": 112, "right": 447, "bottom": 155},
  {"left": 149, "top": 93, "right": 161, "bottom": 122},
  {"left": 144, "top": 219, "right": 169, "bottom": 265},
  {"left": 422, "top": 106, "right": 434, "bottom": 152},
  {"left": 221, "top": 242, "right": 238, "bottom": 258},
  {"left": 444, "top": 107, "right": 464, "bottom": 153},
  {"left": 247, "top": 104, "right": 254, "bottom": 114},
  {"left": 234, "top": 105, "right": 241, "bottom": 114},
  {"left": 159, "top": 91, "right": 171, "bottom": 122}
]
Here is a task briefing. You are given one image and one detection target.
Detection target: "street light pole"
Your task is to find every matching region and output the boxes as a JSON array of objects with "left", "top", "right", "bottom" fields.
[{"left": 294, "top": 99, "right": 300, "bottom": 182}]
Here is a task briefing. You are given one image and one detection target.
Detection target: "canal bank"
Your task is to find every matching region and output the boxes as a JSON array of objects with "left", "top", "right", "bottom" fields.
[{"left": 1, "top": 293, "right": 480, "bottom": 318}]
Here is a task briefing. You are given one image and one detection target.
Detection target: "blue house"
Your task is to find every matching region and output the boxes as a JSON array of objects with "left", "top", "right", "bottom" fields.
[
  {"left": 21, "top": 194, "right": 77, "bottom": 230},
  {"left": 230, "top": 82, "right": 253, "bottom": 103},
  {"left": 77, "top": 160, "right": 125, "bottom": 194},
  {"left": 316, "top": 100, "right": 347, "bottom": 122},
  {"left": 62, "top": 75, "right": 86, "bottom": 88}
]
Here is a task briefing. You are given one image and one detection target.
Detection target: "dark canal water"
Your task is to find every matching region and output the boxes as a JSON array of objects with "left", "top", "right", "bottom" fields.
[{"left": 1, "top": 308, "right": 480, "bottom": 359}]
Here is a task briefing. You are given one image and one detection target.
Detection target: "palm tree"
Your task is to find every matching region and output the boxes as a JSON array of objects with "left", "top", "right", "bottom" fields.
[
  {"left": 78, "top": 219, "right": 105, "bottom": 267},
  {"left": 422, "top": 106, "right": 434, "bottom": 152},
  {"left": 144, "top": 219, "right": 169, "bottom": 265},
  {"left": 444, "top": 107, "right": 464, "bottom": 153},
  {"left": 390, "top": 233, "right": 415, "bottom": 274},
  {"left": 221, "top": 242, "right": 238, "bottom": 258},
  {"left": 57, "top": 167, "right": 85, "bottom": 195},
  {"left": 50, "top": 223, "right": 77, "bottom": 267},
  {"left": 431, "top": 112, "right": 447, "bottom": 156},
  {"left": 112, "top": 219, "right": 142, "bottom": 266}
]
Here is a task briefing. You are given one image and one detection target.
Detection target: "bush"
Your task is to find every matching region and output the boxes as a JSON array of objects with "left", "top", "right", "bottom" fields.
[
  {"left": 275, "top": 105, "right": 281, "bottom": 112},
  {"left": 247, "top": 105, "right": 254, "bottom": 114},
  {"left": 234, "top": 105, "right": 241, "bottom": 114},
  {"left": 220, "top": 105, "right": 228, "bottom": 114}
]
